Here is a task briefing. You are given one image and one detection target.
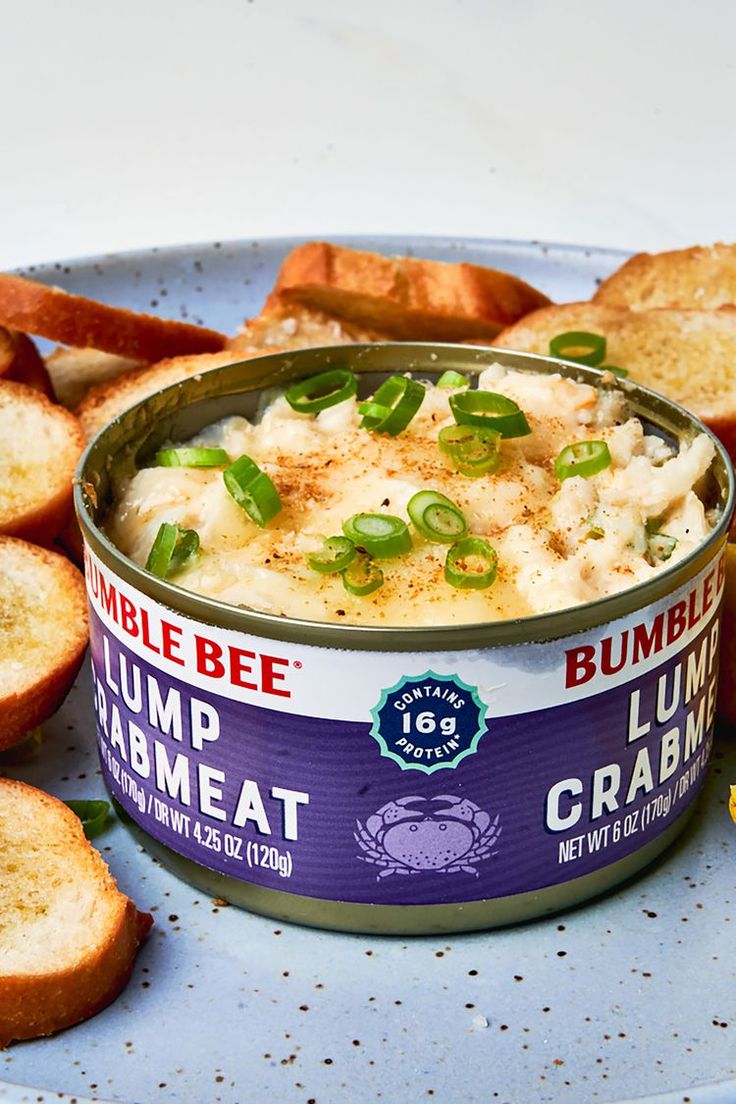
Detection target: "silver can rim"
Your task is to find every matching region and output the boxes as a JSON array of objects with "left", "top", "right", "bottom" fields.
[{"left": 75, "top": 342, "right": 735, "bottom": 652}]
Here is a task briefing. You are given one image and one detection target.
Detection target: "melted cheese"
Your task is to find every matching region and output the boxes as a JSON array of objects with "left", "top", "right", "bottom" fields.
[{"left": 108, "top": 367, "right": 716, "bottom": 627}]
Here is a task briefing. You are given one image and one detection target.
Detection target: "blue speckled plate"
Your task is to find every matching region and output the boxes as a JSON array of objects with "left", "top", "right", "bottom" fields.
[{"left": 1, "top": 238, "right": 735, "bottom": 1104}]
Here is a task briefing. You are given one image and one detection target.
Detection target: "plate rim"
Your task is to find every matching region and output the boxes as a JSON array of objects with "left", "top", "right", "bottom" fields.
[
  {"left": 10, "top": 232, "right": 732, "bottom": 1104},
  {"left": 10, "top": 232, "right": 633, "bottom": 279}
]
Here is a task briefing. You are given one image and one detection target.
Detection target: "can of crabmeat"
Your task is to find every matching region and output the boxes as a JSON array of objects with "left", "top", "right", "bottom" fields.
[{"left": 75, "top": 344, "right": 735, "bottom": 933}]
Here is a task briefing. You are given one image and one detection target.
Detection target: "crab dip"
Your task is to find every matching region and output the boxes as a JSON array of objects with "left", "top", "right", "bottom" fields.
[{"left": 108, "top": 364, "right": 717, "bottom": 627}]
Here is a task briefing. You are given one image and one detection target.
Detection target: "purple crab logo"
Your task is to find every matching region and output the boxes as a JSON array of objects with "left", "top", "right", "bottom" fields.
[{"left": 355, "top": 794, "right": 501, "bottom": 878}]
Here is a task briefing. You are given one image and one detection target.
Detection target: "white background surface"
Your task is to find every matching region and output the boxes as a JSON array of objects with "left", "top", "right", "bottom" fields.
[{"left": 1, "top": 0, "right": 735, "bottom": 270}]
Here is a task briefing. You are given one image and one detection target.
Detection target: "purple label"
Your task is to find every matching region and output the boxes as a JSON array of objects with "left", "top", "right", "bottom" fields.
[{"left": 88, "top": 593, "right": 720, "bottom": 905}]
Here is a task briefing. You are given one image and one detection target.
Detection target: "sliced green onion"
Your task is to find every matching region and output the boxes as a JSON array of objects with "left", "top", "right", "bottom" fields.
[
  {"left": 225, "top": 454, "right": 259, "bottom": 484},
  {"left": 445, "top": 538, "right": 498, "bottom": 590},
  {"left": 408, "top": 490, "right": 468, "bottom": 543},
  {"left": 603, "top": 365, "right": 628, "bottom": 379},
  {"left": 555, "top": 440, "right": 611, "bottom": 481},
  {"left": 155, "top": 446, "right": 230, "bottom": 468},
  {"left": 223, "top": 455, "right": 282, "bottom": 527},
  {"left": 436, "top": 370, "right": 469, "bottom": 389},
  {"left": 342, "top": 513, "right": 412, "bottom": 558},
  {"left": 549, "top": 331, "right": 607, "bottom": 367},
  {"left": 357, "top": 401, "right": 390, "bottom": 425},
  {"left": 449, "top": 391, "right": 530, "bottom": 438},
  {"left": 341, "top": 552, "right": 384, "bottom": 596},
  {"left": 146, "top": 522, "right": 200, "bottom": 578},
  {"left": 307, "top": 536, "right": 356, "bottom": 574},
  {"left": 648, "top": 532, "right": 678, "bottom": 563},
  {"left": 358, "top": 375, "right": 425, "bottom": 435},
  {"left": 170, "top": 528, "right": 200, "bottom": 570},
  {"left": 438, "top": 424, "right": 502, "bottom": 476},
  {"left": 285, "top": 368, "right": 357, "bottom": 413},
  {"left": 146, "top": 523, "right": 178, "bottom": 576},
  {"left": 65, "top": 799, "right": 111, "bottom": 839},
  {"left": 584, "top": 511, "right": 605, "bottom": 540}
]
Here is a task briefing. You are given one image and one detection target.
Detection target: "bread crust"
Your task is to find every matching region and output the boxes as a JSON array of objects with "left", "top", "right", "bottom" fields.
[
  {"left": 0, "top": 328, "right": 53, "bottom": 397},
  {"left": 0, "top": 899, "right": 151, "bottom": 1047},
  {"left": 76, "top": 347, "right": 278, "bottom": 440},
  {"left": 0, "top": 379, "right": 86, "bottom": 544},
  {"left": 0, "top": 538, "right": 89, "bottom": 749},
  {"left": 495, "top": 301, "right": 630, "bottom": 345},
  {"left": 233, "top": 298, "right": 388, "bottom": 351},
  {"left": 274, "top": 241, "right": 552, "bottom": 341},
  {"left": 0, "top": 327, "right": 15, "bottom": 378},
  {"left": 0, "top": 780, "right": 152, "bottom": 1047},
  {"left": 495, "top": 301, "right": 736, "bottom": 458},
  {"left": 45, "top": 346, "right": 144, "bottom": 408},
  {"left": 701, "top": 413, "right": 736, "bottom": 466},
  {"left": 0, "top": 273, "right": 226, "bottom": 361},
  {"left": 594, "top": 242, "right": 736, "bottom": 310}
]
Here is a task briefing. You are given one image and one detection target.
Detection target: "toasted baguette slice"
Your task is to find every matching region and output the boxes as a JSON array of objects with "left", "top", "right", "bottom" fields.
[
  {"left": 232, "top": 293, "right": 389, "bottom": 353},
  {"left": 595, "top": 243, "right": 736, "bottom": 309},
  {"left": 45, "top": 346, "right": 143, "bottom": 408},
  {"left": 495, "top": 302, "right": 736, "bottom": 458},
  {"left": 0, "top": 538, "right": 88, "bottom": 749},
  {"left": 0, "top": 327, "right": 52, "bottom": 397},
  {"left": 76, "top": 347, "right": 277, "bottom": 440},
  {"left": 0, "top": 380, "right": 85, "bottom": 544},
  {"left": 0, "top": 327, "right": 13, "bottom": 380},
  {"left": 272, "top": 241, "right": 552, "bottom": 342},
  {"left": 0, "top": 778, "right": 152, "bottom": 1047},
  {"left": 0, "top": 272, "right": 226, "bottom": 361},
  {"left": 7, "top": 333, "right": 54, "bottom": 396}
]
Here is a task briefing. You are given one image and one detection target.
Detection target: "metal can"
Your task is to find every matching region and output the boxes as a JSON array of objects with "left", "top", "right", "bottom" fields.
[{"left": 75, "top": 344, "right": 734, "bottom": 933}]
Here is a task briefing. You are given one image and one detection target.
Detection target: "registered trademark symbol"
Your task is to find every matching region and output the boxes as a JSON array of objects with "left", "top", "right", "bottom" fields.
[{"left": 293, "top": 660, "right": 302, "bottom": 669}]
